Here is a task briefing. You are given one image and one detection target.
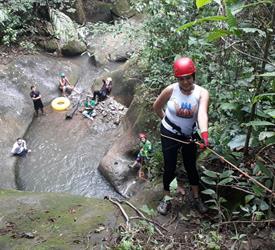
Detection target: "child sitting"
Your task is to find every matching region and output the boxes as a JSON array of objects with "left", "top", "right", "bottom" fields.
[{"left": 82, "top": 96, "right": 96, "bottom": 120}]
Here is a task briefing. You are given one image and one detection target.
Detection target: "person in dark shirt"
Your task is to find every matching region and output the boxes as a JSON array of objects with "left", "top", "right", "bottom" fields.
[
  {"left": 30, "top": 85, "right": 44, "bottom": 116},
  {"left": 92, "top": 77, "right": 112, "bottom": 102}
]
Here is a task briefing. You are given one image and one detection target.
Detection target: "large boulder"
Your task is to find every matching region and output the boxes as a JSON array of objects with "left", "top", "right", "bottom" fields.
[
  {"left": 49, "top": 9, "right": 87, "bottom": 56},
  {"left": 61, "top": 39, "right": 87, "bottom": 56},
  {"left": 111, "top": 0, "right": 136, "bottom": 18},
  {"left": 83, "top": 0, "right": 113, "bottom": 23},
  {"left": 87, "top": 17, "right": 142, "bottom": 66}
]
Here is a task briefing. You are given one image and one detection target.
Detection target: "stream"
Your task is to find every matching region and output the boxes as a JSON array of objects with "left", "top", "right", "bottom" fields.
[{"left": 15, "top": 55, "right": 123, "bottom": 198}]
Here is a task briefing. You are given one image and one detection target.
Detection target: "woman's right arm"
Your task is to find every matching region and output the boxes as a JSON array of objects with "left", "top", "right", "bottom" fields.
[{"left": 153, "top": 85, "right": 173, "bottom": 119}]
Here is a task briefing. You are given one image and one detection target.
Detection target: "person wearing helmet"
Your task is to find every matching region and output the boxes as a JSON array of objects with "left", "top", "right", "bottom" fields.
[
  {"left": 92, "top": 77, "right": 112, "bottom": 102},
  {"left": 153, "top": 57, "right": 209, "bottom": 215},
  {"left": 59, "top": 73, "right": 77, "bottom": 96},
  {"left": 129, "top": 132, "right": 152, "bottom": 179}
]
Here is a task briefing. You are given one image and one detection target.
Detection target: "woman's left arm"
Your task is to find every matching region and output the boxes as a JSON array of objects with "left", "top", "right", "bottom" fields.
[{"left": 197, "top": 87, "right": 209, "bottom": 133}]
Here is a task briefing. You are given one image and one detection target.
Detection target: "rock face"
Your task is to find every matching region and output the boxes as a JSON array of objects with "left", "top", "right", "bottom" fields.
[
  {"left": 0, "top": 190, "right": 118, "bottom": 249},
  {"left": 87, "top": 17, "right": 142, "bottom": 66},
  {"left": 111, "top": 0, "right": 136, "bottom": 18},
  {"left": 83, "top": 0, "right": 114, "bottom": 23},
  {"left": 97, "top": 61, "right": 149, "bottom": 197},
  {"left": 50, "top": 9, "right": 87, "bottom": 56},
  {"left": 0, "top": 55, "right": 80, "bottom": 189}
]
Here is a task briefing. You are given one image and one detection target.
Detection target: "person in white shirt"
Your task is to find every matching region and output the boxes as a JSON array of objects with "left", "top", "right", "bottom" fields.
[
  {"left": 11, "top": 138, "right": 31, "bottom": 157},
  {"left": 153, "top": 57, "right": 209, "bottom": 215}
]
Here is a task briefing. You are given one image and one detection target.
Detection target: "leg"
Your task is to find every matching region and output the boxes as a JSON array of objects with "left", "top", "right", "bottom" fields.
[
  {"left": 35, "top": 109, "right": 39, "bottom": 117},
  {"left": 181, "top": 143, "right": 208, "bottom": 213},
  {"left": 157, "top": 125, "right": 181, "bottom": 215},
  {"left": 161, "top": 125, "right": 180, "bottom": 193},
  {"left": 92, "top": 91, "right": 100, "bottom": 100},
  {"left": 181, "top": 143, "right": 199, "bottom": 197}
]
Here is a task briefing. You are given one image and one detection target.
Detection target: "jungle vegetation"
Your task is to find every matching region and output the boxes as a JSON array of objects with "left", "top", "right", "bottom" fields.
[{"left": 0, "top": 0, "right": 274, "bottom": 249}]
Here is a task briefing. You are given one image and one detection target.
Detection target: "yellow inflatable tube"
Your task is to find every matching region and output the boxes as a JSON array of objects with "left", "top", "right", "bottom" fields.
[{"left": 51, "top": 97, "right": 70, "bottom": 111}]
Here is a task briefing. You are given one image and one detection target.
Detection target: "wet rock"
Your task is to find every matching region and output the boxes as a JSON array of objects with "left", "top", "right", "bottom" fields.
[
  {"left": 61, "top": 40, "right": 87, "bottom": 56},
  {"left": 114, "top": 117, "right": 120, "bottom": 125}
]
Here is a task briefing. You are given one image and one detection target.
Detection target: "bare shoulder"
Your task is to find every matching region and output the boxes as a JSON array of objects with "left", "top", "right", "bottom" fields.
[
  {"left": 161, "top": 83, "right": 175, "bottom": 96},
  {"left": 196, "top": 85, "right": 209, "bottom": 97}
]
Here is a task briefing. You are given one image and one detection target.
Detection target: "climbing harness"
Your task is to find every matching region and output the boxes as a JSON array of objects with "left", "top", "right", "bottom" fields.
[{"left": 160, "top": 133, "right": 275, "bottom": 196}]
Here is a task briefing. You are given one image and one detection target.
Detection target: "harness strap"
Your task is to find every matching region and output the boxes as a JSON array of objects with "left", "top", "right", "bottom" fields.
[{"left": 164, "top": 116, "right": 182, "bottom": 134}]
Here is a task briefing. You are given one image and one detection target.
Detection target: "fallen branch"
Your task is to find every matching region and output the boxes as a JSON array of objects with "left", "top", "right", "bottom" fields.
[
  {"left": 105, "top": 196, "right": 130, "bottom": 228},
  {"left": 129, "top": 216, "right": 167, "bottom": 235},
  {"left": 112, "top": 197, "right": 164, "bottom": 235}
]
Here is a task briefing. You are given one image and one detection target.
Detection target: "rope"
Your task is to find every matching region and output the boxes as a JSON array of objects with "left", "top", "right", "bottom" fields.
[{"left": 160, "top": 133, "right": 275, "bottom": 196}]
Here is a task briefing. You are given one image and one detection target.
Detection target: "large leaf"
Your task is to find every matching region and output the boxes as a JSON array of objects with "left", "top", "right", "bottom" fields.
[
  {"left": 245, "top": 194, "right": 255, "bottom": 204},
  {"left": 225, "top": 6, "right": 237, "bottom": 28},
  {"left": 218, "top": 177, "right": 234, "bottom": 185},
  {"left": 220, "top": 103, "right": 239, "bottom": 111},
  {"left": 264, "top": 109, "right": 275, "bottom": 118},
  {"left": 207, "top": 29, "right": 231, "bottom": 41},
  {"left": 239, "top": 28, "right": 266, "bottom": 37},
  {"left": 201, "top": 177, "right": 216, "bottom": 185},
  {"left": 228, "top": 134, "right": 247, "bottom": 150},
  {"left": 203, "top": 170, "right": 219, "bottom": 178},
  {"left": 202, "top": 189, "right": 216, "bottom": 195},
  {"left": 196, "top": 0, "right": 212, "bottom": 8},
  {"left": 253, "top": 93, "right": 275, "bottom": 104},
  {"left": 220, "top": 170, "right": 234, "bottom": 179},
  {"left": 177, "top": 16, "right": 228, "bottom": 31},
  {"left": 244, "top": 120, "right": 275, "bottom": 127},
  {"left": 257, "top": 72, "right": 275, "bottom": 77},
  {"left": 259, "top": 131, "right": 275, "bottom": 141},
  {"left": 259, "top": 200, "right": 269, "bottom": 211}
]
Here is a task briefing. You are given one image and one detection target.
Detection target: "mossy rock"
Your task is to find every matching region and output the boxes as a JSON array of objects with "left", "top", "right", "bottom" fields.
[
  {"left": 38, "top": 39, "right": 59, "bottom": 53},
  {"left": 111, "top": 0, "right": 136, "bottom": 18},
  {"left": 83, "top": 0, "right": 113, "bottom": 23},
  {"left": 0, "top": 189, "right": 119, "bottom": 249}
]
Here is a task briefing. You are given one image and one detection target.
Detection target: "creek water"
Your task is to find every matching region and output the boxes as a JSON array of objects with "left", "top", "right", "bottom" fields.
[{"left": 15, "top": 56, "right": 123, "bottom": 198}]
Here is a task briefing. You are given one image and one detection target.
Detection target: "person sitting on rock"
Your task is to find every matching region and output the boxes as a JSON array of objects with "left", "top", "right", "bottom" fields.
[
  {"left": 11, "top": 138, "right": 31, "bottom": 157},
  {"left": 59, "top": 72, "right": 79, "bottom": 96},
  {"left": 92, "top": 77, "right": 112, "bottom": 102},
  {"left": 129, "top": 133, "right": 152, "bottom": 179},
  {"left": 82, "top": 96, "right": 97, "bottom": 120}
]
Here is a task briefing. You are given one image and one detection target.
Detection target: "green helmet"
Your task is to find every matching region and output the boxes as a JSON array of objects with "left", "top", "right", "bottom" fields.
[{"left": 60, "top": 72, "right": 65, "bottom": 77}]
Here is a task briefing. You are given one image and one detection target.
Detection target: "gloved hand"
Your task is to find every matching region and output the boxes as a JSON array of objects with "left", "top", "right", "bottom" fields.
[{"left": 199, "top": 131, "right": 209, "bottom": 149}]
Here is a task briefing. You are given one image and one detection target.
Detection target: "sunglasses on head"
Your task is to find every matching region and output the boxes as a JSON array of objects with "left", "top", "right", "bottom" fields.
[{"left": 178, "top": 75, "right": 193, "bottom": 80}]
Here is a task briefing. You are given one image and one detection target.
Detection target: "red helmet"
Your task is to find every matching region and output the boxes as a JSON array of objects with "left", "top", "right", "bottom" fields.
[
  {"left": 139, "top": 133, "right": 147, "bottom": 139},
  {"left": 173, "top": 57, "right": 196, "bottom": 78}
]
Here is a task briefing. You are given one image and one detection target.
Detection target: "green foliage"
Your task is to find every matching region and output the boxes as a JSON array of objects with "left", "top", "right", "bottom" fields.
[
  {"left": 194, "top": 229, "right": 222, "bottom": 250},
  {"left": 0, "top": 0, "right": 75, "bottom": 45}
]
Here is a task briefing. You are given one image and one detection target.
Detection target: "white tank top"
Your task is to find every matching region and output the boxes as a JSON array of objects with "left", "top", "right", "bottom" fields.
[{"left": 162, "top": 83, "right": 201, "bottom": 135}]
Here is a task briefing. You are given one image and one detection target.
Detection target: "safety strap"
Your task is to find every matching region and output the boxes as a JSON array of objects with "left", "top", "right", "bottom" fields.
[{"left": 164, "top": 116, "right": 183, "bottom": 135}]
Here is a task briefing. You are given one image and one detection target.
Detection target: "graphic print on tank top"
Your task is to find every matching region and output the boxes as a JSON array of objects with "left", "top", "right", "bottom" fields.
[{"left": 172, "top": 98, "right": 198, "bottom": 119}]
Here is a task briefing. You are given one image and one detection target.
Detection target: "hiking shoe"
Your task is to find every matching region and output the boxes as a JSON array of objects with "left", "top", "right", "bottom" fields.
[
  {"left": 193, "top": 197, "right": 208, "bottom": 214},
  {"left": 157, "top": 199, "right": 172, "bottom": 215}
]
